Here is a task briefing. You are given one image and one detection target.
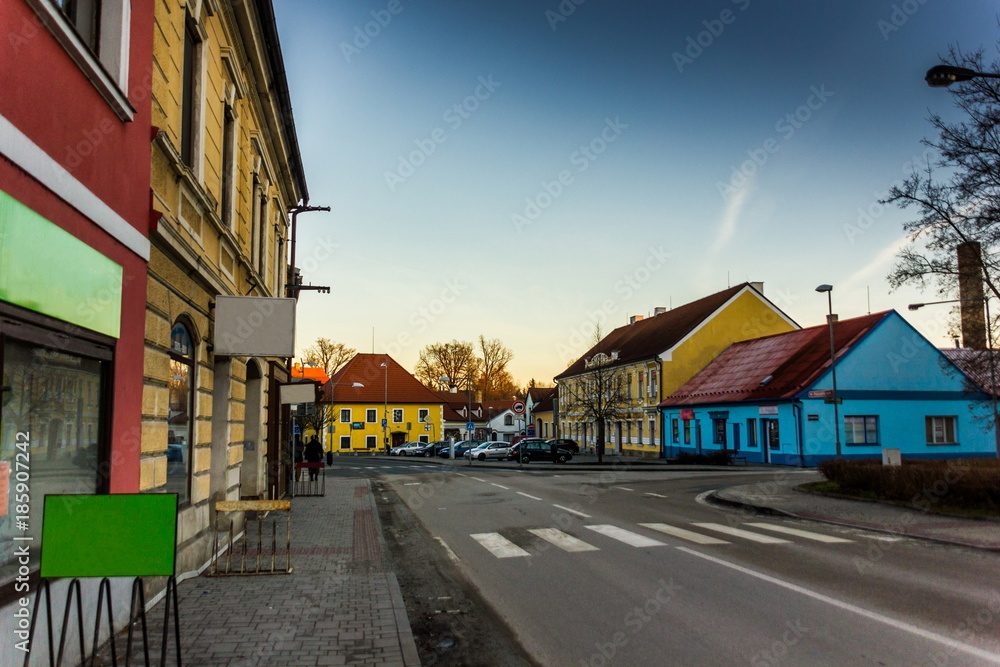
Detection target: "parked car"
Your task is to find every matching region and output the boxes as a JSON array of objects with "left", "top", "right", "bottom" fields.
[
  {"left": 507, "top": 440, "right": 573, "bottom": 464},
  {"left": 545, "top": 438, "right": 579, "bottom": 454},
  {"left": 414, "top": 441, "right": 450, "bottom": 457},
  {"left": 438, "top": 440, "right": 484, "bottom": 458},
  {"left": 393, "top": 441, "right": 427, "bottom": 456},
  {"left": 466, "top": 441, "right": 512, "bottom": 461}
]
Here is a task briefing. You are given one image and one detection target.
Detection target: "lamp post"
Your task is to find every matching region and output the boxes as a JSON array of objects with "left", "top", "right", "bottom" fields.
[
  {"left": 381, "top": 360, "right": 389, "bottom": 454},
  {"left": 327, "top": 382, "right": 364, "bottom": 461},
  {"left": 909, "top": 298, "right": 1000, "bottom": 457},
  {"left": 925, "top": 65, "right": 1000, "bottom": 88},
  {"left": 815, "top": 285, "right": 842, "bottom": 460}
]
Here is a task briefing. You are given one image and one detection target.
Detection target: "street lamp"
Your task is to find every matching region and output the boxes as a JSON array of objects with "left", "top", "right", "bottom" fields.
[
  {"left": 381, "top": 360, "right": 389, "bottom": 454},
  {"left": 815, "top": 284, "right": 842, "bottom": 460},
  {"left": 909, "top": 298, "right": 1000, "bottom": 457},
  {"left": 327, "top": 382, "right": 364, "bottom": 460},
  {"left": 925, "top": 65, "right": 1000, "bottom": 88}
]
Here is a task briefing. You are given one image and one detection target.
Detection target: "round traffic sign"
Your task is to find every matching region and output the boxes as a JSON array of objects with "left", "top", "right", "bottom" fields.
[{"left": 512, "top": 400, "right": 525, "bottom": 414}]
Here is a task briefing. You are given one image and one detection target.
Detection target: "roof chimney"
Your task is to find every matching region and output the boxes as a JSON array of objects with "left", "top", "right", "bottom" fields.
[
  {"left": 629, "top": 315, "right": 644, "bottom": 325},
  {"left": 653, "top": 307, "right": 667, "bottom": 316},
  {"left": 958, "top": 241, "right": 987, "bottom": 350},
  {"left": 749, "top": 281, "right": 764, "bottom": 294}
]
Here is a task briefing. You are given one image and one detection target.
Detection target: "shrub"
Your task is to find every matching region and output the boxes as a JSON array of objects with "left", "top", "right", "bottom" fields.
[{"left": 818, "top": 458, "right": 1000, "bottom": 511}]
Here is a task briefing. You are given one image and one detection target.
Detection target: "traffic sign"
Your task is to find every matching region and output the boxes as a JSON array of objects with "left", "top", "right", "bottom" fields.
[
  {"left": 466, "top": 422, "right": 475, "bottom": 431},
  {"left": 512, "top": 400, "right": 525, "bottom": 414},
  {"left": 381, "top": 418, "right": 387, "bottom": 427},
  {"left": 808, "top": 390, "right": 833, "bottom": 399}
]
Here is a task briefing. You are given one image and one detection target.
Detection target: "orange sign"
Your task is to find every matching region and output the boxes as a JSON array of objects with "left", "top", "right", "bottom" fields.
[{"left": 0, "top": 462, "right": 9, "bottom": 517}]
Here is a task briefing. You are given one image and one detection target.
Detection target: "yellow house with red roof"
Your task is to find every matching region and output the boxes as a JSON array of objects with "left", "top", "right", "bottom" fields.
[{"left": 319, "top": 353, "right": 445, "bottom": 453}]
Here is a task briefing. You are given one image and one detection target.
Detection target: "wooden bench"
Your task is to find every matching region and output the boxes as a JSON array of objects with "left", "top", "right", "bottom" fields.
[{"left": 721, "top": 450, "right": 748, "bottom": 465}]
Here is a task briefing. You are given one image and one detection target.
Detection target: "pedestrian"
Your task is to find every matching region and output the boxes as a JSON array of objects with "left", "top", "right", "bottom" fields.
[{"left": 304, "top": 435, "right": 324, "bottom": 481}]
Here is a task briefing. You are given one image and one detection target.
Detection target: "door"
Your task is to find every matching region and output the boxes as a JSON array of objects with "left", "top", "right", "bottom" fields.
[
  {"left": 732, "top": 423, "right": 740, "bottom": 452},
  {"left": 762, "top": 419, "right": 779, "bottom": 463}
]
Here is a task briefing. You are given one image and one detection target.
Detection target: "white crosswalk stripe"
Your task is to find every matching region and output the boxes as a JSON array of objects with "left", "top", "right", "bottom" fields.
[
  {"left": 529, "top": 528, "right": 599, "bottom": 552},
  {"left": 471, "top": 533, "right": 531, "bottom": 558},
  {"left": 639, "top": 523, "right": 730, "bottom": 545},
  {"left": 693, "top": 523, "right": 791, "bottom": 544},
  {"left": 585, "top": 525, "right": 666, "bottom": 548},
  {"left": 744, "top": 523, "right": 853, "bottom": 543}
]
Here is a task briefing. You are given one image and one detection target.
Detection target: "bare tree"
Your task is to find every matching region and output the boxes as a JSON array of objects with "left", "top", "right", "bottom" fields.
[
  {"left": 477, "top": 335, "right": 514, "bottom": 398},
  {"left": 486, "top": 369, "right": 520, "bottom": 401},
  {"left": 300, "top": 338, "right": 356, "bottom": 379},
  {"left": 558, "top": 326, "right": 629, "bottom": 463},
  {"left": 414, "top": 340, "right": 479, "bottom": 389}
]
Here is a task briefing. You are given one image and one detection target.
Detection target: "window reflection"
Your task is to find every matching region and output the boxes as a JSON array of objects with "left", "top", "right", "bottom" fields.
[{"left": 167, "top": 323, "right": 194, "bottom": 503}]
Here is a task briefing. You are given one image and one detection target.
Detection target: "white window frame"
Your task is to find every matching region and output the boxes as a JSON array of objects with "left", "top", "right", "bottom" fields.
[
  {"left": 392, "top": 408, "right": 404, "bottom": 424},
  {"left": 28, "top": 0, "right": 134, "bottom": 120},
  {"left": 366, "top": 409, "right": 377, "bottom": 423},
  {"left": 365, "top": 435, "right": 377, "bottom": 449},
  {"left": 418, "top": 408, "right": 429, "bottom": 423},
  {"left": 339, "top": 408, "right": 351, "bottom": 423},
  {"left": 926, "top": 416, "right": 958, "bottom": 445},
  {"left": 339, "top": 435, "right": 351, "bottom": 450}
]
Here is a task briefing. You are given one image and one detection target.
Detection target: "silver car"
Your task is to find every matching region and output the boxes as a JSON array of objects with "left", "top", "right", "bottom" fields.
[{"left": 466, "top": 441, "right": 511, "bottom": 461}]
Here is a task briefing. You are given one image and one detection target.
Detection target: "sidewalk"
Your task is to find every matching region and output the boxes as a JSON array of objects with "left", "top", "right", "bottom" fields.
[
  {"left": 711, "top": 472, "right": 1000, "bottom": 551},
  {"left": 108, "top": 476, "right": 420, "bottom": 666}
]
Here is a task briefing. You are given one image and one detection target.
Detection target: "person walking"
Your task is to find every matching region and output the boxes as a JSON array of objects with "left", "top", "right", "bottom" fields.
[{"left": 304, "top": 435, "right": 324, "bottom": 481}]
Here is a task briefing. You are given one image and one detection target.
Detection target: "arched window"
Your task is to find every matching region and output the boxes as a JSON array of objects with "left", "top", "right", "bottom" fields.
[
  {"left": 504, "top": 414, "right": 513, "bottom": 426},
  {"left": 167, "top": 321, "right": 195, "bottom": 503}
]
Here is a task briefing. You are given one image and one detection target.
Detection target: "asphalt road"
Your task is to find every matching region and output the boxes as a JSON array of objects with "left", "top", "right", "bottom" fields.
[{"left": 331, "top": 457, "right": 1000, "bottom": 665}]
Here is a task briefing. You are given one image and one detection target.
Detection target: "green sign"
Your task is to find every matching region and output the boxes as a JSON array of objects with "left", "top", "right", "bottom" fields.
[
  {"left": 40, "top": 494, "right": 177, "bottom": 578},
  {"left": 0, "top": 190, "right": 123, "bottom": 338}
]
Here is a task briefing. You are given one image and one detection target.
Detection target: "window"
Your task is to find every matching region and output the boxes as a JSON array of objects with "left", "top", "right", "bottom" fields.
[
  {"left": 1, "top": 326, "right": 110, "bottom": 591},
  {"left": 339, "top": 408, "right": 350, "bottom": 423},
  {"left": 419, "top": 435, "right": 429, "bottom": 443},
  {"left": 54, "top": 0, "right": 99, "bottom": 52},
  {"left": 683, "top": 420, "right": 691, "bottom": 445},
  {"left": 366, "top": 409, "right": 377, "bottom": 423},
  {"left": 638, "top": 371, "right": 645, "bottom": 399},
  {"left": 712, "top": 419, "right": 727, "bottom": 445},
  {"left": 180, "top": 14, "right": 202, "bottom": 168},
  {"left": 366, "top": 435, "right": 377, "bottom": 449},
  {"left": 627, "top": 373, "right": 633, "bottom": 399},
  {"left": 650, "top": 419, "right": 656, "bottom": 445},
  {"left": 418, "top": 408, "right": 429, "bottom": 423},
  {"left": 671, "top": 418, "right": 679, "bottom": 443},
  {"left": 504, "top": 414, "right": 513, "bottom": 426},
  {"left": 392, "top": 408, "right": 403, "bottom": 423},
  {"left": 220, "top": 105, "right": 236, "bottom": 228},
  {"left": 637, "top": 419, "right": 643, "bottom": 445},
  {"left": 167, "top": 322, "right": 195, "bottom": 504},
  {"left": 845, "top": 416, "right": 879, "bottom": 445},
  {"left": 926, "top": 416, "right": 958, "bottom": 445},
  {"left": 746, "top": 418, "right": 758, "bottom": 447},
  {"left": 764, "top": 419, "right": 780, "bottom": 449},
  {"left": 650, "top": 369, "right": 658, "bottom": 398},
  {"left": 339, "top": 436, "right": 351, "bottom": 450}
]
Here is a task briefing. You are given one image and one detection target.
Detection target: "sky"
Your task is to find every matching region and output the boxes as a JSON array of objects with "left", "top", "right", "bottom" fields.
[{"left": 273, "top": 0, "right": 1000, "bottom": 386}]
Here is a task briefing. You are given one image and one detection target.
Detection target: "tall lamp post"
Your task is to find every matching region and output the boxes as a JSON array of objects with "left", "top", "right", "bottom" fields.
[
  {"left": 815, "top": 284, "right": 842, "bottom": 460},
  {"left": 909, "top": 298, "right": 1000, "bottom": 457},
  {"left": 381, "top": 360, "right": 389, "bottom": 454}
]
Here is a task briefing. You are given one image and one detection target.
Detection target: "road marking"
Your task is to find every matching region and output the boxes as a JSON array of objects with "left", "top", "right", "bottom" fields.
[
  {"left": 644, "top": 492, "right": 668, "bottom": 498},
  {"left": 529, "top": 528, "right": 599, "bottom": 552},
  {"left": 640, "top": 523, "right": 729, "bottom": 545},
  {"left": 585, "top": 525, "right": 666, "bottom": 548},
  {"left": 676, "top": 547, "right": 1000, "bottom": 665},
  {"left": 517, "top": 492, "right": 542, "bottom": 500},
  {"left": 745, "top": 522, "right": 853, "bottom": 543},
  {"left": 553, "top": 504, "right": 591, "bottom": 518},
  {"left": 471, "top": 533, "right": 530, "bottom": 558},
  {"left": 470, "top": 477, "right": 488, "bottom": 483},
  {"left": 613, "top": 487, "right": 634, "bottom": 492},
  {"left": 455, "top": 473, "right": 467, "bottom": 477},
  {"left": 492, "top": 483, "right": 510, "bottom": 490},
  {"left": 434, "top": 537, "right": 459, "bottom": 562},
  {"left": 693, "top": 523, "right": 791, "bottom": 544},
  {"left": 403, "top": 482, "right": 421, "bottom": 486}
]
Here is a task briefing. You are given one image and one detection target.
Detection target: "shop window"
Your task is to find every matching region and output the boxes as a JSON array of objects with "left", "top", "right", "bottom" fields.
[
  {"left": 1, "top": 315, "right": 111, "bottom": 592},
  {"left": 167, "top": 321, "right": 195, "bottom": 504}
]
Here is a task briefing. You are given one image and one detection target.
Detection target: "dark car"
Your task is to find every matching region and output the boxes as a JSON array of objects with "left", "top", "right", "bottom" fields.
[
  {"left": 545, "top": 438, "right": 579, "bottom": 454},
  {"left": 438, "top": 440, "right": 484, "bottom": 458},
  {"left": 507, "top": 440, "right": 573, "bottom": 464},
  {"left": 414, "top": 441, "right": 450, "bottom": 457}
]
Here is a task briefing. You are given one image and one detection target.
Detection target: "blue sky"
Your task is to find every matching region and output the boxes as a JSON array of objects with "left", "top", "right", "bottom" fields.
[{"left": 274, "top": 0, "right": 1000, "bottom": 385}]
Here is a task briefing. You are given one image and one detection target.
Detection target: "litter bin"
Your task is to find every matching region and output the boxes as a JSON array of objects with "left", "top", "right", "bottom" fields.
[{"left": 326, "top": 451, "right": 334, "bottom": 466}]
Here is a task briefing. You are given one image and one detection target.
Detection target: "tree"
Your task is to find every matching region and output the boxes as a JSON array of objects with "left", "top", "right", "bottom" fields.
[
  {"left": 300, "top": 338, "right": 355, "bottom": 379},
  {"left": 486, "top": 369, "right": 520, "bottom": 401},
  {"left": 558, "top": 326, "right": 629, "bottom": 463},
  {"left": 885, "top": 45, "right": 1000, "bottom": 305},
  {"left": 414, "top": 340, "right": 479, "bottom": 389},
  {"left": 477, "top": 335, "right": 514, "bottom": 399}
]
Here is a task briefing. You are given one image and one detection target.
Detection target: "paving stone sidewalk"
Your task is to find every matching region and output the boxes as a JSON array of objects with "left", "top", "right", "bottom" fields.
[{"left": 101, "top": 477, "right": 420, "bottom": 666}]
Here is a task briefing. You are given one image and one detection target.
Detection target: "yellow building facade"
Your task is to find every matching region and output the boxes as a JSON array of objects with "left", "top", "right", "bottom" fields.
[
  {"left": 143, "top": 0, "right": 308, "bottom": 574},
  {"left": 556, "top": 284, "right": 798, "bottom": 457}
]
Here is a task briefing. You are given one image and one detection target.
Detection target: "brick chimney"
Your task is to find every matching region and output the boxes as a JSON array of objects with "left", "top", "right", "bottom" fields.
[
  {"left": 957, "top": 241, "right": 987, "bottom": 350},
  {"left": 629, "top": 315, "right": 644, "bottom": 325}
]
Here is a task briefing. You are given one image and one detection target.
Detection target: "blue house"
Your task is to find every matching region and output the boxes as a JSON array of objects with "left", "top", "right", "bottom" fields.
[{"left": 659, "top": 310, "right": 995, "bottom": 465}]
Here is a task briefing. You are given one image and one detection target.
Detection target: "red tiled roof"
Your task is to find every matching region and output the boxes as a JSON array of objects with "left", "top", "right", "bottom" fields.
[
  {"left": 555, "top": 283, "right": 787, "bottom": 380},
  {"left": 320, "top": 353, "right": 443, "bottom": 404},
  {"left": 942, "top": 348, "right": 1000, "bottom": 396},
  {"left": 661, "top": 311, "right": 891, "bottom": 406}
]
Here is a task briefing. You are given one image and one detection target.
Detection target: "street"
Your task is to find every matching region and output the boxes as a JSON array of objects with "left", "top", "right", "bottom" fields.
[{"left": 331, "top": 457, "right": 1000, "bottom": 666}]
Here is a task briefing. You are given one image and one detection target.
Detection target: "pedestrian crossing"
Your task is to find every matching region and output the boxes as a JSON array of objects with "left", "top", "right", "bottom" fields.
[{"left": 468, "top": 521, "right": 854, "bottom": 559}]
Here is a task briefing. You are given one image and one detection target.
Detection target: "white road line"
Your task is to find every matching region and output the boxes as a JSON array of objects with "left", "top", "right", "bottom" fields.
[
  {"left": 640, "top": 523, "right": 729, "bottom": 545},
  {"left": 553, "top": 504, "right": 591, "bottom": 518},
  {"left": 403, "top": 482, "right": 421, "bottom": 486},
  {"left": 745, "top": 522, "right": 853, "bottom": 543},
  {"left": 517, "top": 492, "right": 542, "bottom": 500},
  {"left": 613, "top": 487, "right": 635, "bottom": 492},
  {"left": 644, "top": 492, "right": 668, "bottom": 498},
  {"left": 693, "top": 523, "right": 791, "bottom": 544},
  {"left": 455, "top": 473, "right": 467, "bottom": 477},
  {"left": 471, "top": 533, "right": 531, "bottom": 558},
  {"left": 434, "top": 537, "right": 459, "bottom": 562},
  {"left": 529, "top": 528, "right": 599, "bottom": 552},
  {"left": 470, "top": 477, "right": 488, "bottom": 483},
  {"left": 676, "top": 547, "right": 1000, "bottom": 665},
  {"left": 585, "top": 525, "right": 666, "bottom": 548},
  {"left": 492, "top": 483, "right": 510, "bottom": 490}
]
